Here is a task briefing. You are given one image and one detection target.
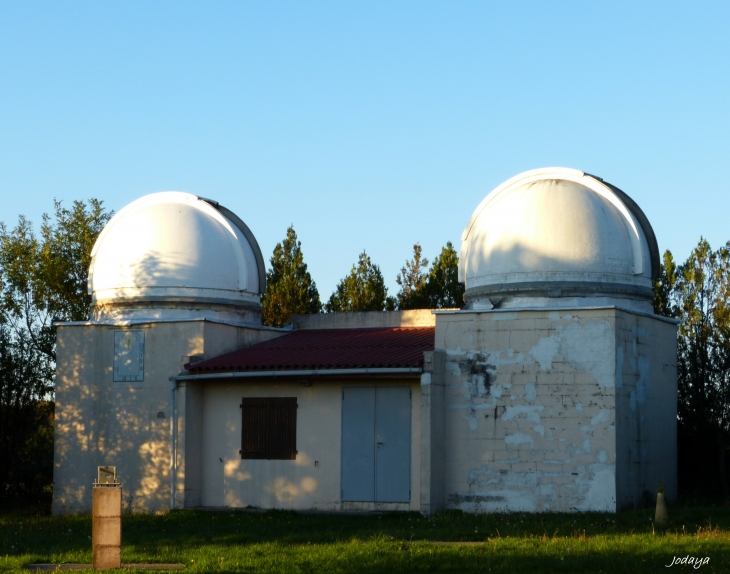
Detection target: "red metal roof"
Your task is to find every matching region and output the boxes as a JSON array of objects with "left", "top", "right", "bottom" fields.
[{"left": 186, "top": 327, "right": 435, "bottom": 373}]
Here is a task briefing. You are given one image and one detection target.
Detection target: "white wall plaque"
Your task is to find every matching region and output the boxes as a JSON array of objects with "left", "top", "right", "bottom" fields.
[{"left": 114, "top": 330, "right": 145, "bottom": 382}]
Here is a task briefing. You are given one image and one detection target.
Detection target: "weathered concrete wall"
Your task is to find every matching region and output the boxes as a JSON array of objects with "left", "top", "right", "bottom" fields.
[
  {"left": 420, "top": 351, "right": 446, "bottom": 515},
  {"left": 614, "top": 311, "right": 678, "bottom": 508},
  {"left": 53, "top": 320, "right": 286, "bottom": 514},
  {"left": 197, "top": 379, "right": 421, "bottom": 511},
  {"left": 55, "top": 307, "right": 676, "bottom": 515},
  {"left": 291, "top": 309, "right": 436, "bottom": 330},
  {"left": 434, "top": 309, "right": 620, "bottom": 512}
]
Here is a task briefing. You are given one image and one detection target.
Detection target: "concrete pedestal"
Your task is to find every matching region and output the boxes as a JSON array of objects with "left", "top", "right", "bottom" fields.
[{"left": 92, "top": 487, "right": 122, "bottom": 570}]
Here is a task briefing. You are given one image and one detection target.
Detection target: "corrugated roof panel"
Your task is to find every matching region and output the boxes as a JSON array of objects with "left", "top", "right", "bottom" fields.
[{"left": 186, "top": 327, "right": 435, "bottom": 373}]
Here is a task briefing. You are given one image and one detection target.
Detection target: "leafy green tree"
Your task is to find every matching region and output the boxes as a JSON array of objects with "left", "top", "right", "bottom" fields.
[
  {"left": 654, "top": 238, "right": 730, "bottom": 497},
  {"left": 0, "top": 323, "right": 54, "bottom": 502},
  {"left": 261, "top": 226, "right": 321, "bottom": 327},
  {"left": 395, "top": 244, "right": 430, "bottom": 310},
  {"left": 39, "top": 199, "right": 111, "bottom": 322},
  {"left": 326, "top": 251, "right": 395, "bottom": 312},
  {"left": 674, "top": 240, "right": 719, "bottom": 430},
  {"left": 0, "top": 198, "right": 111, "bottom": 503},
  {"left": 0, "top": 200, "right": 111, "bottom": 362},
  {"left": 664, "top": 240, "right": 730, "bottom": 433}
]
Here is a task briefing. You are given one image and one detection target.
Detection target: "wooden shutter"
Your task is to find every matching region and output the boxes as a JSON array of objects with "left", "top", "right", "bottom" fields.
[
  {"left": 240, "top": 397, "right": 297, "bottom": 460},
  {"left": 240, "top": 398, "right": 269, "bottom": 459}
]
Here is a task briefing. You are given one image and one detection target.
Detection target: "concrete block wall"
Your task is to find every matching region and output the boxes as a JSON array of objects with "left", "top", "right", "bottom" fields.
[
  {"left": 614, "top": 311, "right": 678, "bottom": 508},
  {"left": 427, "top": 307, "right": 676, "bottom": 513},
  {"left": 53, "top": 320, "right": 284, "bottom": 514}
]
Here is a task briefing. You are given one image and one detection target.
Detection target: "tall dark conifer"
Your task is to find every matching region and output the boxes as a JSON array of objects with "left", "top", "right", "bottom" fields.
[
  {"left": 395, "top": 243, "right": 429, "bottom": 310},
  {"left": 423, "top": 241, "right": 464, "bottom": 308},
  {"left": 326, "top": 251, "right": 394, "bottom": 312},
  {"left": 394, "top": 241, "right": 464, "bottom": 310},
  {"left": 261, "top": 226, "right": 321, "bottom": 327}
]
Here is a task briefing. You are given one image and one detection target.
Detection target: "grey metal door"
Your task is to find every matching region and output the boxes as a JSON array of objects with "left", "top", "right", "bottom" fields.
[
  {"left": 374, "top": 387, "right": 411, "bottom": 502},
  {"left": 341, "top": 387, "right": 411, "bottom": 503},
  {"left": 341, "top": 387, "right": 376, "bottom": 501}
]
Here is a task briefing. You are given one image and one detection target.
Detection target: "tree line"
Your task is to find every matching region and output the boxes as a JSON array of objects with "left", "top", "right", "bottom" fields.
[
  {"left": 0, "top": 200, "right": 111, "bottom": 505},
  {"left": 261, "top": 226, "right": 464, "bottom": 327},
  {"left": 1, "top": 198, "right": 729, "bottom": 505},
  {"left": 653, "top": 239, "right": 730, "bottom": 499}
]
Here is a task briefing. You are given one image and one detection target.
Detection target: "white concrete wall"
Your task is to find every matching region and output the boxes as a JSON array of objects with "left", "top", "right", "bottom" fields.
[
  {"left": 432, "top": 309, "right": 621, "bottom": 512},
  {"left": 53, "top": 320, "right": 284, "bottom": 514},
  {"left": 196, "top": 379, "right": 421, "bottom": 511}
]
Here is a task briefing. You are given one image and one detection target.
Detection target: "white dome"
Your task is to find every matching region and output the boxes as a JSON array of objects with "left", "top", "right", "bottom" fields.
[
  {"left": 459, "top": 168, "right": 659, "bottom": 310},
  {"left": 88, "top": 192, "right": 266, "bottom": 310}
]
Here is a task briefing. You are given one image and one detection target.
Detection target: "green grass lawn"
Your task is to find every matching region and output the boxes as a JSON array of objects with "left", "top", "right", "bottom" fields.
[{"left": 1, "top": 506, "right": 728, "bottom": 573}]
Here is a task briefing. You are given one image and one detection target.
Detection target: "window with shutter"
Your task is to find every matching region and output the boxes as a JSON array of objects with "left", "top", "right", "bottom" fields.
[{"left": 240, "top": 397, "right": 297, "bottom": 460}]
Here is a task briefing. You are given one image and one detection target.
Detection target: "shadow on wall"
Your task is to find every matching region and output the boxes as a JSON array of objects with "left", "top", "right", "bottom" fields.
[
  {"left": 132, "top": 251, "right": 214, "bottom": 289},
  {"left": 96, "top": 249, "right": 238, "bottom": 296},
  {"left": 54, "top": 333, "right": 97, "bottom": 513},
  {"left": 54, "top": 332, "right": 173, "bottom": 513},
  {"left": 222, "top": 455, "right": 319, "bottom": 508},
  {"left": 57, "top": 250, "right": 321, "bottom": 514}
]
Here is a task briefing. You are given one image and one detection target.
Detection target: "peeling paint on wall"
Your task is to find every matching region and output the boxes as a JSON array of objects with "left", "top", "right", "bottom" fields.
[
  {"left": 502, "top": 404, "right": 544, "bottom": 423},
  {"left": 616, "top": 346, "right": 624, "bottom": 389},
  {"left": 528, "top": 319, "right": 615, "bottom": 389},
  {"left": 630, "top": 356, "right": 652, "bottom": 412},
  {"left": 525, "top": 383, "right": 537, "bottom": 402},
  {"left": 530, "top": 336, "right": 560, "bottom": 370},
  {"left": 438, "top": 312, "right": 621, "bottom": 513},
  {"left": 505, "top": 432, "right": 534, "bottom": 446},
  {"left": 431, "top": 307, "right": 677, "bottom": 515},
  {"left": 591, "top": 410, "right": 611, "bottom": 425}
]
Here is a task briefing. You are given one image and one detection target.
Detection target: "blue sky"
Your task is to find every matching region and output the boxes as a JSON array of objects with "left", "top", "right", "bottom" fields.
[{"left": 1, "top": 2, "right": 728, "bottom": 299}]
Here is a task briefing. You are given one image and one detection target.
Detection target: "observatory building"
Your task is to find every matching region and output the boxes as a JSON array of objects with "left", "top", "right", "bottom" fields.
[{"left": 53, "top": 168, "right": 677, "bottom": 514}]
